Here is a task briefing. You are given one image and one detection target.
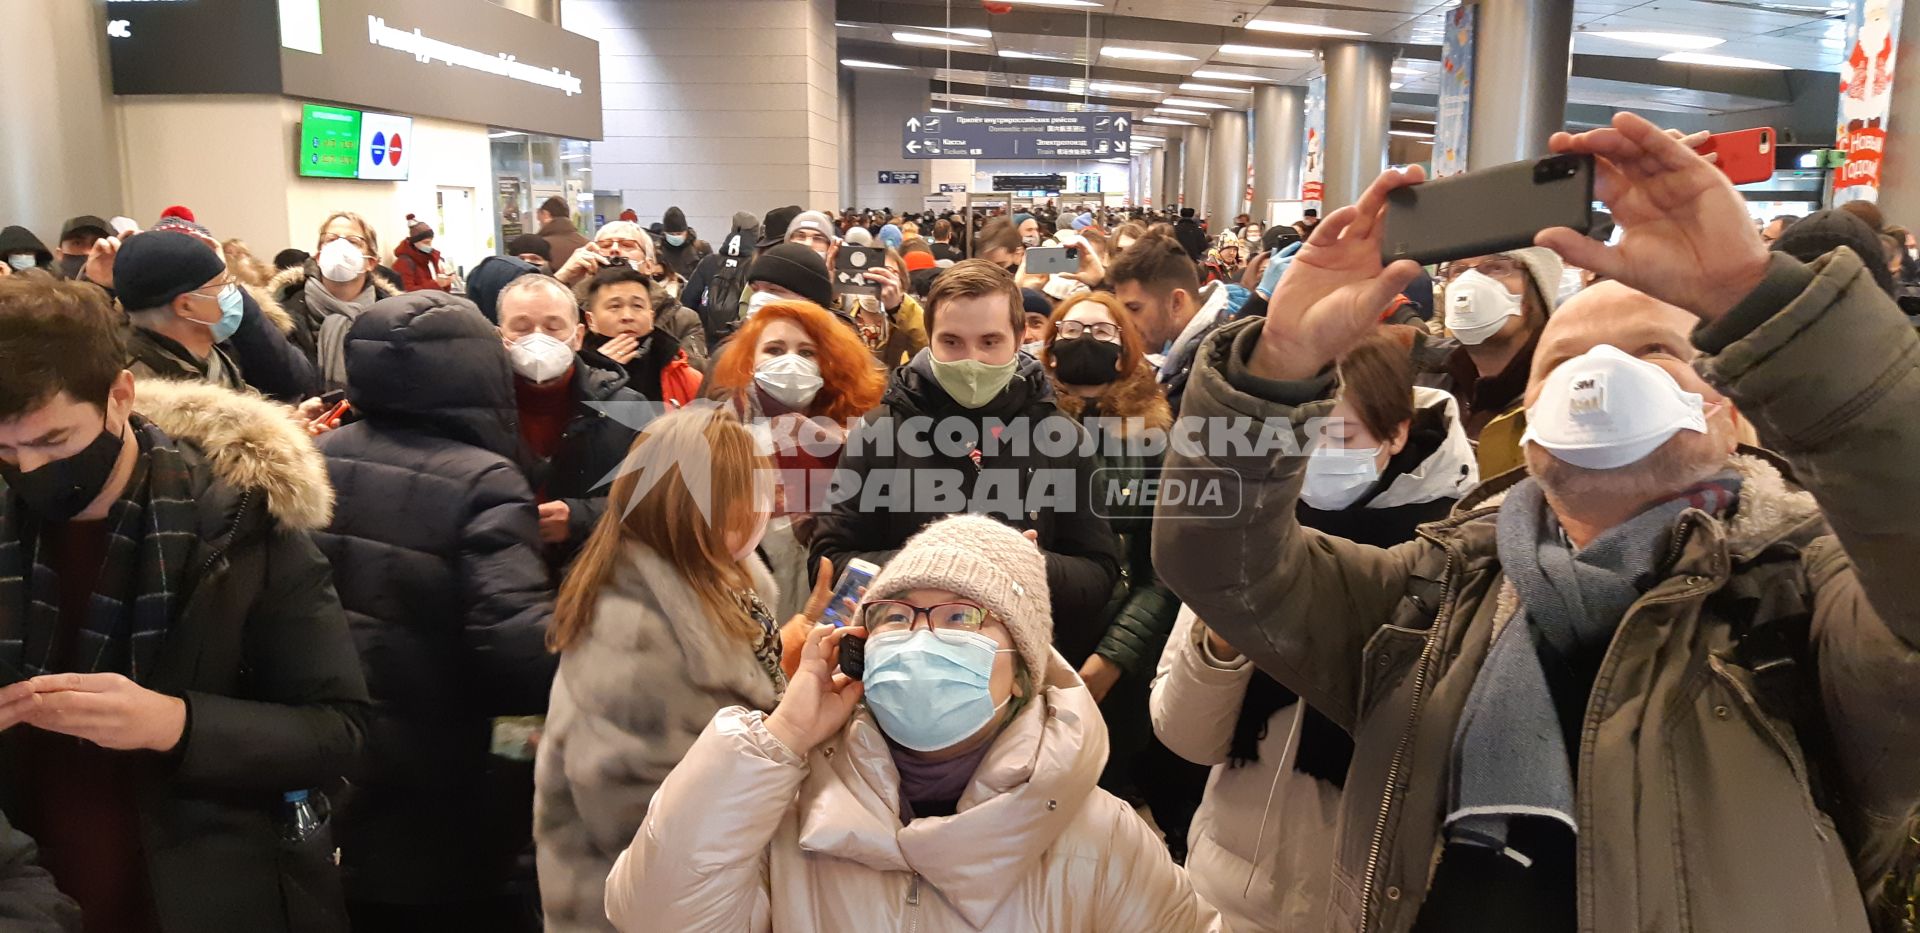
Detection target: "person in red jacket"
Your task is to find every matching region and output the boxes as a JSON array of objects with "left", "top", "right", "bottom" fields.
[
  {"left": 706, "top": 298, "right": 885, "bottom": 623},
  {"left": 392, "top": 216, "right": 451, "bottom": 292}
]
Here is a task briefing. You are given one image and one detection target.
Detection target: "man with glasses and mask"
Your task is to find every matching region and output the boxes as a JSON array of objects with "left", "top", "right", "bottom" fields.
[
  {"left": 113, "top": 232, "right": 248, "bottom": 392},
  {"left": 0, "top": 276, "right": 369, "bottom": 932},
  {"left": 1433, "top": 247, "right": 1563, "bottom": 477}
]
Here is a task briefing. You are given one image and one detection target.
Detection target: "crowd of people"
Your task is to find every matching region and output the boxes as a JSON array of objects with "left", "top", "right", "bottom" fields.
[{"left": 0, "top": 110, "right": 1917, "bottom": 933}]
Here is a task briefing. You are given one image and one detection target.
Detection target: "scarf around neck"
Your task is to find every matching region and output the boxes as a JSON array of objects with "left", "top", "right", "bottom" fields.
[
  {"left": 1446, "top": 470, "right": 1740, "bottom": 858},
  {"left": 307, "top": 275, "right": 375, "bottom": 393}
]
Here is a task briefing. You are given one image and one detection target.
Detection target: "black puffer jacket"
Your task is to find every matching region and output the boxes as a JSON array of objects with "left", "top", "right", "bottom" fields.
[
  {"left": 811, "top": 350, "right": 1122, "bottom": 664},
  {"left": 313, "top": 292, "right": 556, "bottom": 906},
  {"left": 522, "top": 355, "right": 645, "bottom": 563},
  {"left": 1, "top": 379, "right": 371, "bottom": 933},
  {"left": 0, "top": 784, "right": 80, "bottom": 931}
]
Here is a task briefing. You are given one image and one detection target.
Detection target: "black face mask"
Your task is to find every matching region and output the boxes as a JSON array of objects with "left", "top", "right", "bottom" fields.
[
  {"left": 1050, "top": 336, "right": 1123, "bottom": 386},
  {"left": 0, "top": 419, "right": 126, "bottom": 522},
  {"left": 55, "top": 255, "right": 87, "bottom": 278}
]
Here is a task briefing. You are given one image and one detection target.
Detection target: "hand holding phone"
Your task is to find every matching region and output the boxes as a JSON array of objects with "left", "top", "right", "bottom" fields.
[
  {"left": 1693, "top": 127, "right": 1774, "bottom": 186},
  {"left": 1379, "top": 154, "right": 1594, "bottom": 267},
  {"left": 1026, "top": 246, "right": 1079, "bottom": 275},
  {"left": 821, "top": 558, "right": 879, "bottom": 679},
  {"left": 834, "top": 247, "right": 881, "bottom": 297}
]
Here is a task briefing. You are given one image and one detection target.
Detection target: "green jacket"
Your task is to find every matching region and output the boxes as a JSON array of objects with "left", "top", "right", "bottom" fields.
[{"left": 1154, "top": 248, "right": 1920, "bottom": 933}]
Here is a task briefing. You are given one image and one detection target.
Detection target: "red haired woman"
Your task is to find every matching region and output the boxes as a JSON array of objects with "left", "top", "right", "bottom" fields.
[{"left": 708, "top": 299, "right": 885, "bottom": 622}]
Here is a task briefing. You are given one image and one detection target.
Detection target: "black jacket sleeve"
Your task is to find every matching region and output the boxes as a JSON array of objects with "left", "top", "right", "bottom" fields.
[
  {"left": 458, "top": 461, "right": 559, "bottom": 716},
  {"left": 176, "top": 528, "right": 371, "bottom": 791},
  {"left": 0, "top": 814, "right": 79, "bottom": 933},
  {"left": 807, "top": 418, "right": 903, "bottom": 575},
  {"left": 228, "top": 289, "right": 318, "bottom": 404},
  {"left": 1040, "top": 451, "right": 1123, "bottom": 665},
  {"left": 683, "top": 254, "right": 717, "bottom": 316}
]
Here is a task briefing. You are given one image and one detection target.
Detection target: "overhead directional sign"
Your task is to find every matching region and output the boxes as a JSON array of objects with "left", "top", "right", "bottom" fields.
[
  {"left": 878, "top": 170, "right": 922, "bottom": 184},
  {"left": 903, "top": 111, "right": 1132, "bottom": 160}
]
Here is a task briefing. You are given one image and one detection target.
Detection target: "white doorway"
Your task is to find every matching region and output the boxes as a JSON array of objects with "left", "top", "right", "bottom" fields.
[{"left": 435, "top": 186, "right": 478, "bottom": 276}]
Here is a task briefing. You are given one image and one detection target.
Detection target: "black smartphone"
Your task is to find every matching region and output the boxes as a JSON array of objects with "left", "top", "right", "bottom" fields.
[
  {"left": 318, "top": 389, "right": 347, "bottom": 408},
  {"left": 833, "top": 246, "right": 881, "bottom": 297},
  {"left": 829, "top": 559, "right": 880, "bottom": 680},
  {"left": 1380, "top": 153, "right": 1594, "bottom": 267}
]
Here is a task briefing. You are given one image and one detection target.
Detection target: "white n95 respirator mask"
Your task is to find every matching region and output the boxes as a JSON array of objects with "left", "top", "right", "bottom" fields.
[
  {"left": 1520, "top": 343, "right": 1709, "bottom": 470},
  {"left": 1443, "top": 269, "right": 1523, "bottom": 346}
]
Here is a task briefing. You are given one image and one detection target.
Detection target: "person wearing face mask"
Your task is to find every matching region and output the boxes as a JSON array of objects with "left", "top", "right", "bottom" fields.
[
  {"left": 654, "top": 206, "right": 707, "bottom": 280},
  {"left": 1038, "top": 292, "right": 1211, "bottom": 862},
  {"left": 578, "top": 266, "right": 703, "bottom": 405},
  {"left": 708, "top": 300, "right": 886, "bottom": 621},
  {"left": 1430, "top": 247, "right": 1563, "bottom": 478},
  {"left": 269, "top": 211, "right": 400, "bottom": 389},
  {"left": 1156, "top": 114, "right": 1920, "bottom": 933},
  {"left": 392, "top": 215, "right": 452, "bottom": 292},
  {"left": 1019, "top": 287, "right": 1054, "bottom": 357},
  {"left": 811, "top": 261, "right": 1121, "bottom": 665},
  {"left": 0, "top": 276, "right": 370, "bottom": 933},
  {"left": 113, "top": 231, "right": 248, "bottom": 392},
  {"left": 494, "top": 273, "right": 645, "bottom": 563},
  {"left": 309, "top": 291, "right": 556, "bottom": 930},
  {"left": 52, "top": 216, "right": 110, "bottom": 282},
  {"left": 504, "top": 233, "right": 553, "bottom": 274},
  {"left": 1148, "top": 329, "right": 1475, "bottom": 933},
  {"left": 606, "top": 515, "right": 1218, "bottom": 932},
  {"left": 0, "top": 226, "right": 52, "bottom": 275},
  {"left": 535, "top": 406, "right": 809, "bottom": 933}
]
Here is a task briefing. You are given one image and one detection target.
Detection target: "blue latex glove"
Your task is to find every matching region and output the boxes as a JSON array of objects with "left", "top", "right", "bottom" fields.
[{"left": 1256, "top": 241, "right": 1303, "bottom": 300}]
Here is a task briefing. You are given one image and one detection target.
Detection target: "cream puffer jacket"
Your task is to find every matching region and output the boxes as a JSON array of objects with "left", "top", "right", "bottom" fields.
[{"left": 604, "top": 653, "right": 1221, "bottom": 932}]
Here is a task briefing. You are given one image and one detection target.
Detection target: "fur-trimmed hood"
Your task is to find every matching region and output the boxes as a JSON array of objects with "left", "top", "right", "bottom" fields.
[
  {"left": 1050, "top": 359, "right": 1173, "bottom": 434},
  {"left": 266, "top": 262, "right": 401, "bottom": 305},
  {"left": 132, "top": 379, "right": 334, "bottom": 530},
  {"left": 242, "top": 282, "right": 297, "bottom": 335}
]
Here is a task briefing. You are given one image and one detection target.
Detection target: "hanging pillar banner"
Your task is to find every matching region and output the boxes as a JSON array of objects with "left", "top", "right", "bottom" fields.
[
  {"left": 1302, "top": 75, "right": 1328, "bottom": 209},
  {"left": 1836, "top": 0, "right": 1901, "bottom": 203},
  {"left": 1435, "top": 4, "right": 1475, "bottom": 177}
]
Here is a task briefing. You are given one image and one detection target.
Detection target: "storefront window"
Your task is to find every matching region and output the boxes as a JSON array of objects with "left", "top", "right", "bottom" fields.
[{"left": 491, "top": 131, "right": 592, "bottom": 246}]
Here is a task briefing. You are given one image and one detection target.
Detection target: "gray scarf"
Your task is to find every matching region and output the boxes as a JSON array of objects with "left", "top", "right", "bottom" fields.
[
  {"left": 1446, "top": 473, "right": 1738, "bottom": 858},
  {"left": 305, "top": 275, "right": 375, "bottom": 392}
]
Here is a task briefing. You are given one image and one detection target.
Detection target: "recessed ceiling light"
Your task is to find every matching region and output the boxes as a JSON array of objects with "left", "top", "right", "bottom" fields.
[
  {"left": 1143, "top": 116, "right": 1199, "bottom": 126},
  {"left": 1389, "top": 130, "right": 1434, "bottom": 141},
  {"left": 894, "top": 31, "right": 981, "bottom": 47},
  {"left": 1155, "top": 107, "right": 1207, "bottom": 115},
  {"left": 1588, "top": 31, "right": 1725, "bottom": 51},
  {"left": 1658, "top": 50, "right": 1790, "bottom": 69},
  {"left": 1087, "top": 80, "right": 1165, "bottom": 96},
  {"left": 999, "top": 49, "right": 1071, "bottom": 61},
  {"left": 1179, "top": 82, "right": 1251, "bottom": 94},
  {"left": 1390, "top": 82, "right": 1404, "bottom": 90},
  {"left": 930, "top": 107, "right": 955, "bottom": 113},
  {"left": 1219, "top": 44, "right": 1317, "bottom": 59},
  {"left": 1133, "top": 135, "right": 1165, "bottom": 143},
  {"left": 998, "top": 0, "right": 1101, "bottom": 6},
  {"left": 833, "top": 21, "right": 865, "bottom": 28},
  {"left": 1401, "top": 119, "right": 1436, "bottom": 126},
  {"left": 1244, "top": 20, "right": 1367, "bottom": 37},
  {"left": 841, "top": 59, "right": 909, "bottom": 70},
  {"left": 489, "top": 131, "right": 524, "bottom": 139},
  {"left": 1391, "top": 65, "right": 1425, "bottom": 76},
  {"left": 1162, "top": 97, "right": 1231, "bottom": 109},
  {"left": 1193, "top": 69, "right": 1280, "bottom": 83},
  {"left": 920, "top": 26, "right": 994, "bottom": 38},
  {"left": 1102, "top": 47, "right": 1199, "bottom": 61}
]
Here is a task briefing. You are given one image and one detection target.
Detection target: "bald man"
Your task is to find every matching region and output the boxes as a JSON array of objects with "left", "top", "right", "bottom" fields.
[{"left": 1156, "top": 113, "right": 1920, "bottom": 932}]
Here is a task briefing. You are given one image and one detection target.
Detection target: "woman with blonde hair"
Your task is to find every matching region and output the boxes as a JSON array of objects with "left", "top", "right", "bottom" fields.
[
  {"left": 268, "top": 210, "right": 401, "bottom": 387},
  {"left": 708, "top": 299, "right": 885, "bottom": 627},
  {"left": 533, "top": 406, "right": 827, "bottom": 932}
]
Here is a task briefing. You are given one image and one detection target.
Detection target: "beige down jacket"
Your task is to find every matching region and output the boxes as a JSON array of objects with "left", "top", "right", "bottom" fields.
[{"left": 604, "top": 653, "right": 1220, "bottom": 932}]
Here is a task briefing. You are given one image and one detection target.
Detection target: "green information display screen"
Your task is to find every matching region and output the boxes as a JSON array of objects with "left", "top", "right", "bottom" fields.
[{"left": 299, "top": 103, "right": 362, "bottom": 178}]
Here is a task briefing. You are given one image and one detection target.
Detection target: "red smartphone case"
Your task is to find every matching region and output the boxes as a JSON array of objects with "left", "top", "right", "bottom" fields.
[{"left": 1697, "top": 127, "right": 1775, "bottom": 186}]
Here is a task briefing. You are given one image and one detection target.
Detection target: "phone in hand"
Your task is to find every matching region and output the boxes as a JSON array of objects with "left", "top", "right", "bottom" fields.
[
  {"left": 1380, "top": 153, "right": 1594, "bottom": 267},
  {"left": 1695, "top": 127, "right": 1775, "bottom": 186},
  {"left": 1026, "top": 245, "right": 1079, "bottom": 275},
  {"left": 834, "top": 247, "right": 881, "bottom": 297},
  {"left": 827, "top": 558, "right": 880, "bottom": 679}
]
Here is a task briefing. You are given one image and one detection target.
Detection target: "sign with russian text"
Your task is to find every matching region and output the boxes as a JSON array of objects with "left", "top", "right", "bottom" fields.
[
  {"left": 1835, "top": 0, "right": 1901, "bottom": 203},
  {"left": 1435, "top": 4, "right": 1475, "bottom": 177},
  {"left": 903, "top": 112, "right": 1132, "bottom": 160},
  {"left": 1301, "top": 77, "right": 1327, "bottom": 209}
]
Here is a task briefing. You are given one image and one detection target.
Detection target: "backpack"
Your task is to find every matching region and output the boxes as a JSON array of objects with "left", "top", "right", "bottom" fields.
[{"left": 699, "top": 230, "right": 754, "bottom": 342}]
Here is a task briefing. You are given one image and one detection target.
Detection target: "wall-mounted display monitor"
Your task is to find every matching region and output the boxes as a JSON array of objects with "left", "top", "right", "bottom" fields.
[{"left": 298, "top": 103, "right": 412, "bottom": 180}]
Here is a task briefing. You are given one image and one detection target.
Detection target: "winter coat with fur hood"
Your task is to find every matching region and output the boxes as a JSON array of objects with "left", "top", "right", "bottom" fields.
[
  {"left": 534, "top": 545, "right": 784, "bottom": 932},
  {"left": 602, "top": 653, "right": 1220, "bottom": 932},
  {"left": 268, "top": 262, "right": 402, "bottom": 374},
  {"left": 0, "top": 380, "right": 372, "bottom": 933}
]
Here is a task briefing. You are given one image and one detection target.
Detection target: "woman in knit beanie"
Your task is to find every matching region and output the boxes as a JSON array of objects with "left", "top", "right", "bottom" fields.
[{"left": 605, "top": 514, "right": 1219, "bottom": 931}]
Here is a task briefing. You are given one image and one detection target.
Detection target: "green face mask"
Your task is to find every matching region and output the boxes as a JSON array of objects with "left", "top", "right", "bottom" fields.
[{"left": 930, "top": 355, "right": 1019, "bottom": 409}]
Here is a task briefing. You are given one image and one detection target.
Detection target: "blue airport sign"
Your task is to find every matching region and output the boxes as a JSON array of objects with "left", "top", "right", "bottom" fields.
[{"left": 902, "top": 111, "right": 1132, "bottom": 160}]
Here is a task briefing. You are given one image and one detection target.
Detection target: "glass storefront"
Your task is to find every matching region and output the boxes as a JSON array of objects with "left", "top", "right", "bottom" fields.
[{"left": 490, "top": 132, "right": 593, "bottom": 247}]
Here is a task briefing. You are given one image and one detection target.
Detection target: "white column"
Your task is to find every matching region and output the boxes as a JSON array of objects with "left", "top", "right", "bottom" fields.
[
  {"left": 1252, "top": 85, "right": 1305, "bottom": 211},
  {"left": 0, "top": 0, "right": 125, "bottom": 238},
  {"left": 564, "top": 0, "right": 840, "bottom": 236},
  {"left": 1467, "top": 0, "right": 1574, "bottom": 168},
  {"left": 1148, "top": 146, "right": 1167, "bottom": 210},
  {"left": 1207, "top": 110, "right": 1249, "bottom": 226},
  {"left": 1323, "top": 42, "right": 1393, "bottom": 211},
  {"left": 1182, "top": 125, "right": 1211, "bottom": 213}
]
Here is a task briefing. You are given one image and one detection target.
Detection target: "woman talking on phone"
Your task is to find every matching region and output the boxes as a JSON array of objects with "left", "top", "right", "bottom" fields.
[
  {"left": 603, "top": 515, "right": 1218, "bottom": 932},
  {"left": 533, "top": 407, "right": 830, "bottom": 932}
]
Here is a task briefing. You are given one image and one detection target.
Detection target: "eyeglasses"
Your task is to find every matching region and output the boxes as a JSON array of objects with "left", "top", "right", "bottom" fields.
[
  {"left": 320, "top": 233, "right": 370, "bottom": 251},
  {"left": 1055, "top": 320, "right": 1122, "bottom": 342},
  {"left": 861, "top": 600, "right": 992, "bottom": 636},
  {"left": 1440, "top": 256, "right": 1523, "bottom": 283},
  {"left": 190, "top": 279, "right": 238, "bottom": 302},
  {"left": 597, "top": 239, "right": 645, "bottom": 252}
]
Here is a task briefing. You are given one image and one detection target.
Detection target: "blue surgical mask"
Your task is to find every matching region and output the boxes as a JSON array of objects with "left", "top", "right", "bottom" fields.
[
  {"left": 665, "top": 233, "right": 687, "bottom": 247},
  {"left": 193, "top": 284, "right": 245, "bottom": 342},
  {"left": 7, "top": 254, "right": 36, "bottom": 271},
  {"left": 862, "top": 628, "right": 1012, "bottom": 752}
]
